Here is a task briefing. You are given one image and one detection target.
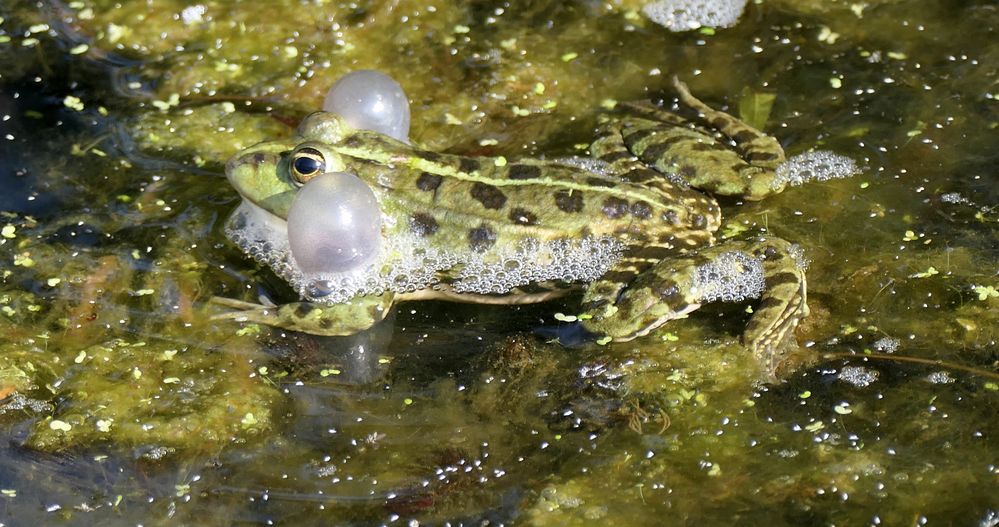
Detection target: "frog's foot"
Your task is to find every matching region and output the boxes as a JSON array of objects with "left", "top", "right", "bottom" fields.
[
  {"left": 581, "top": 237, "right": 809, "bottom": 375},
  {"left": 739, "top": 238, "right": 810, "bottom": 376},
  {"left": 210, "top": 294, "right": 394, "bottom": 336}
]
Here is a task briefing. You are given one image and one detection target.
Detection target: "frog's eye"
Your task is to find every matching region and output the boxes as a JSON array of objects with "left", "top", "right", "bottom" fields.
[{"left": 290, "top": 147, "right": 326, "bottom": 184}]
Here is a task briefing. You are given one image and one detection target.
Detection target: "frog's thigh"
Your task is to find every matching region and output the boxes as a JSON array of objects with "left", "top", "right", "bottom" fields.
[
  {"left": 580, "top": 253, "right": 707, "bottom": 342},
  {"left": 581, "top": 238, "right": 808, "bottom": 359},
  {"left": 211, "top": 294, "right": 394, "bottom": 335}
]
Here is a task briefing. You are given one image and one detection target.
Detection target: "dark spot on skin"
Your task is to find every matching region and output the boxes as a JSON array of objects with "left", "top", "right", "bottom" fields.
[
  {"left": 768, "top": 272, "right": 800, "bottom": 287},
  {"left": 758, "top": 246, "right": 780, "bottom": 260},
  {"left": 459, "top": 158, "right": 480, "bottom": 174},
  {"left": 252, "top": 153, "right": 267, "bottom": 165},
  {"left": 748, "top": 151, "right": 779, "bottom": 162},
  {"left": 508, "top": 164, "right": 541, "bottom": 180},
  {"left": 653, "top": 280, "right": 681, "bottom": 301},
  {"left": 586, "top": 177, "right": 616, "bottom": 188},
  {"left": 580, "top": 299, "right": 609, "bottom": 312},
  {"left": 690, "top": 142, "right": 720, "bottom": 152},
  {"left": 554, "top": 190, "right": 584, "bottom": 213},
  {"left": 471, "top": 182, "right": 507, "bottom": 210},
  {"left": 621, "top": 168, "right": 656, "bottom": 182},
  {"left": 710, "top": 117, "right": 731, "bottom": 130},
  {"left": 508, "top": 207, "right": 538, "bottom": 225},
  {"left": 579, "top": 226, "right": 593, "bottom": 238},
  {"left": 598, "top": 151, "right": 634, "bottom": 163},
  {"left": 416, "top": 172, "right": 443, "bottom": 191},
  {"left": 691, "top": 214, "right": 708, "bottom": 229},
  {"left": 319, "top": 318, "right": 334, "bottom": 329},
  {"left": 602, "top": 197, "right": 630, "bottom": 219},
  {"left": 631, "top": 201, "right": 652, "bottom": 219},
  {"left": 622, "top": 128, "right": 655, "bottom": 147},
  {"left": 679, "top": 165, "right": 698, "bottom": 180},
  {"left": 639, "top": 141, "right": 670, "bottom": 162},
  {"left": 294, "top": 304, "right": 316, "bottom": 318},
  {"left": 367, "top": 305, "right": 381, "bottom": 318},
  {"left": 417, "top": 150, "right": 442, "bottom": 163},
  {"left": 343, "top": 136, "right": 364, "bottom": 148},
  {"left": 409, "top": 213, "right": 439, "bottom": 237},
  {"left": 468, "top": 225, "right": 497, "bottom": 252},
  {"left": 734, "top": 130, "right": 757, "bottom": 144}
]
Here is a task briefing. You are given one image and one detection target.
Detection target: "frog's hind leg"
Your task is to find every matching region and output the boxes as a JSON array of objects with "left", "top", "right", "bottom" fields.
[
  {"left": 670, "top": 77, "right": 785, "bottom": 172},
  {"left": 580, "top": 237, "right": 809, "bottom": 376},
  {"left": 742, "top": 238, "right": 810, "bottom": 376},
  {"left": 611, "top": 78, "right": 788, "bottom": 200}
]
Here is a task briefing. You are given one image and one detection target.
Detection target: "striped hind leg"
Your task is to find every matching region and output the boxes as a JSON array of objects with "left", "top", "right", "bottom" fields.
[
  {"left": 742, "top": 237, "right": 810, "bottom": 377},
  {"left": 670, "top": 77, "right": 786, "bottom": 173},
  {"left": 609, "top": 79, "right": 789, "bottom": 200}
]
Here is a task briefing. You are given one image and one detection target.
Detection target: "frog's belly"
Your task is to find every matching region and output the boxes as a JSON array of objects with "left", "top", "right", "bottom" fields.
[{"left": 226, "top": 200, "right": 624, "bottom": 304}]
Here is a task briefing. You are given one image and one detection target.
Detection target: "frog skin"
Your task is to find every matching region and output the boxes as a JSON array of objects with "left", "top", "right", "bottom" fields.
[{"left": 214, "top": 78, "right": 809, "bottom": 370}]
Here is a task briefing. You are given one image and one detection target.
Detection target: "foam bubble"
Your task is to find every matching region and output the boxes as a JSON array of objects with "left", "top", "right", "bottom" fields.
[
  {"left": 787, "top": 243, "right": 811, "bottom": 271},
  {"left": 872, "top": 337, "right": 899, "bottom": 353},
  {"left": 690, "top": 250, "right": 765, "bottom": 303},
  {"left": 642, "top": 0, "right": 747, "bottom": 31},
  {"left": 226, "top": 200, "right": 624, "bottom": 304},
  {"left": 323, "top": 70, "right": 410, "bottom": 142},
  {"left": 548, "top": 156, "right": 615, "bottom": 176},
  {"left": 837, "top": 366, "right": 879, "bottom": 387},
  {"left": 925, "top": 371, "right": 955, "bottom": 384},
  {"left": 774, "top": 151, "right": 860, "bottom": 188}
]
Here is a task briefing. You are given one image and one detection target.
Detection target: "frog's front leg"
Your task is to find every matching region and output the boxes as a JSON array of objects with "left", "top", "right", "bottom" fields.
[
  {"left": 581, "top": 238, "right": 808, "bottom": 372},
  {"left": 210, "top": 293, "right": 394, "bottom": 335}
]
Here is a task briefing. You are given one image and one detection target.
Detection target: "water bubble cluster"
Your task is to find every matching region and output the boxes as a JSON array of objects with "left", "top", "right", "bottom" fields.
[
  {"left": 642, "top": 0, "right": 747, "bottom": 31},
  {"left": 452, "top": 237, "right": 625, "bottom": 294},
  {"left": 837, "top": 366, "right": 880, "bottom": 387},
  {"left": 548, "top": 157, "right": 615, "bottom": 176},
  {"left": 872, "top": 336, "right": 900, "bottom": 353},
  {"left": 690, "top": 250, "right": 765, "bottom": 303},
  {"left": 226, "top": 201, "right": 624, "bottom": 304},
  {"left": 787, "top": 243, "right": 811, "bottom": 271},
  {"left": 774, "top": 151, "right": 860, "bottom": 188}
]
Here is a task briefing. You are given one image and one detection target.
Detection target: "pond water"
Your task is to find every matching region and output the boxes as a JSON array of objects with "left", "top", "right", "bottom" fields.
[{"left": 0, "top": 0, "right": 996, "bottom": 525}]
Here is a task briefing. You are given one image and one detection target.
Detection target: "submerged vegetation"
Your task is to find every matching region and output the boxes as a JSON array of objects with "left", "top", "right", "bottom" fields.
[{"left": 0, "top": 0, "right": 996, "bottom": 524}]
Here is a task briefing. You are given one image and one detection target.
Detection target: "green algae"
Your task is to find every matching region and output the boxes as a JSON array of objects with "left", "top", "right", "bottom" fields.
[{"left": 0, "top": 0, "right": 997, "bottom": 524}]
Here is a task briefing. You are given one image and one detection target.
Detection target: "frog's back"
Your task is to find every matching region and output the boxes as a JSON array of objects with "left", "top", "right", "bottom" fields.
[{"left": 334, "top": 132, "right": 720, "bottom": 259}]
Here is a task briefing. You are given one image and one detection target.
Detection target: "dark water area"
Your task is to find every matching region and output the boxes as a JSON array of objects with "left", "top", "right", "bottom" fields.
[{"left": 0, "top": 0, "right": 997, "bottom": 525}]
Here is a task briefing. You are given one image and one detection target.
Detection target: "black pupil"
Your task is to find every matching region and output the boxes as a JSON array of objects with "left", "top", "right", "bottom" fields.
[{"left": 294, "top": 156, "right": 322, "bottom": 175}]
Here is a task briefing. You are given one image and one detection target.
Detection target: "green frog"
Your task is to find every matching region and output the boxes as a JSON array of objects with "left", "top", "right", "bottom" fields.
[{"left": 214, "top": 78, "right": 812, "bottom": 370}]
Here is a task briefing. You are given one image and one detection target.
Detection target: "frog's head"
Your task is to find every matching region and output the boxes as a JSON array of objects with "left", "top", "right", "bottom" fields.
[{"left": 225, "top": 112, "right": 356, "bottom": 219}]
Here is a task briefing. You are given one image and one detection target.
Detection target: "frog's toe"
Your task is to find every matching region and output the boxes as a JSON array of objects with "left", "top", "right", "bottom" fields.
[{"left": 209, "top": 296, "right": 281, "bottom": 326}]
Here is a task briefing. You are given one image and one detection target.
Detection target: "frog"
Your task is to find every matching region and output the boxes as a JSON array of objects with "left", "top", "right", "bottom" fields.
[{"left": 213, "top": 77, "right": 812, "bottom": 371}]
